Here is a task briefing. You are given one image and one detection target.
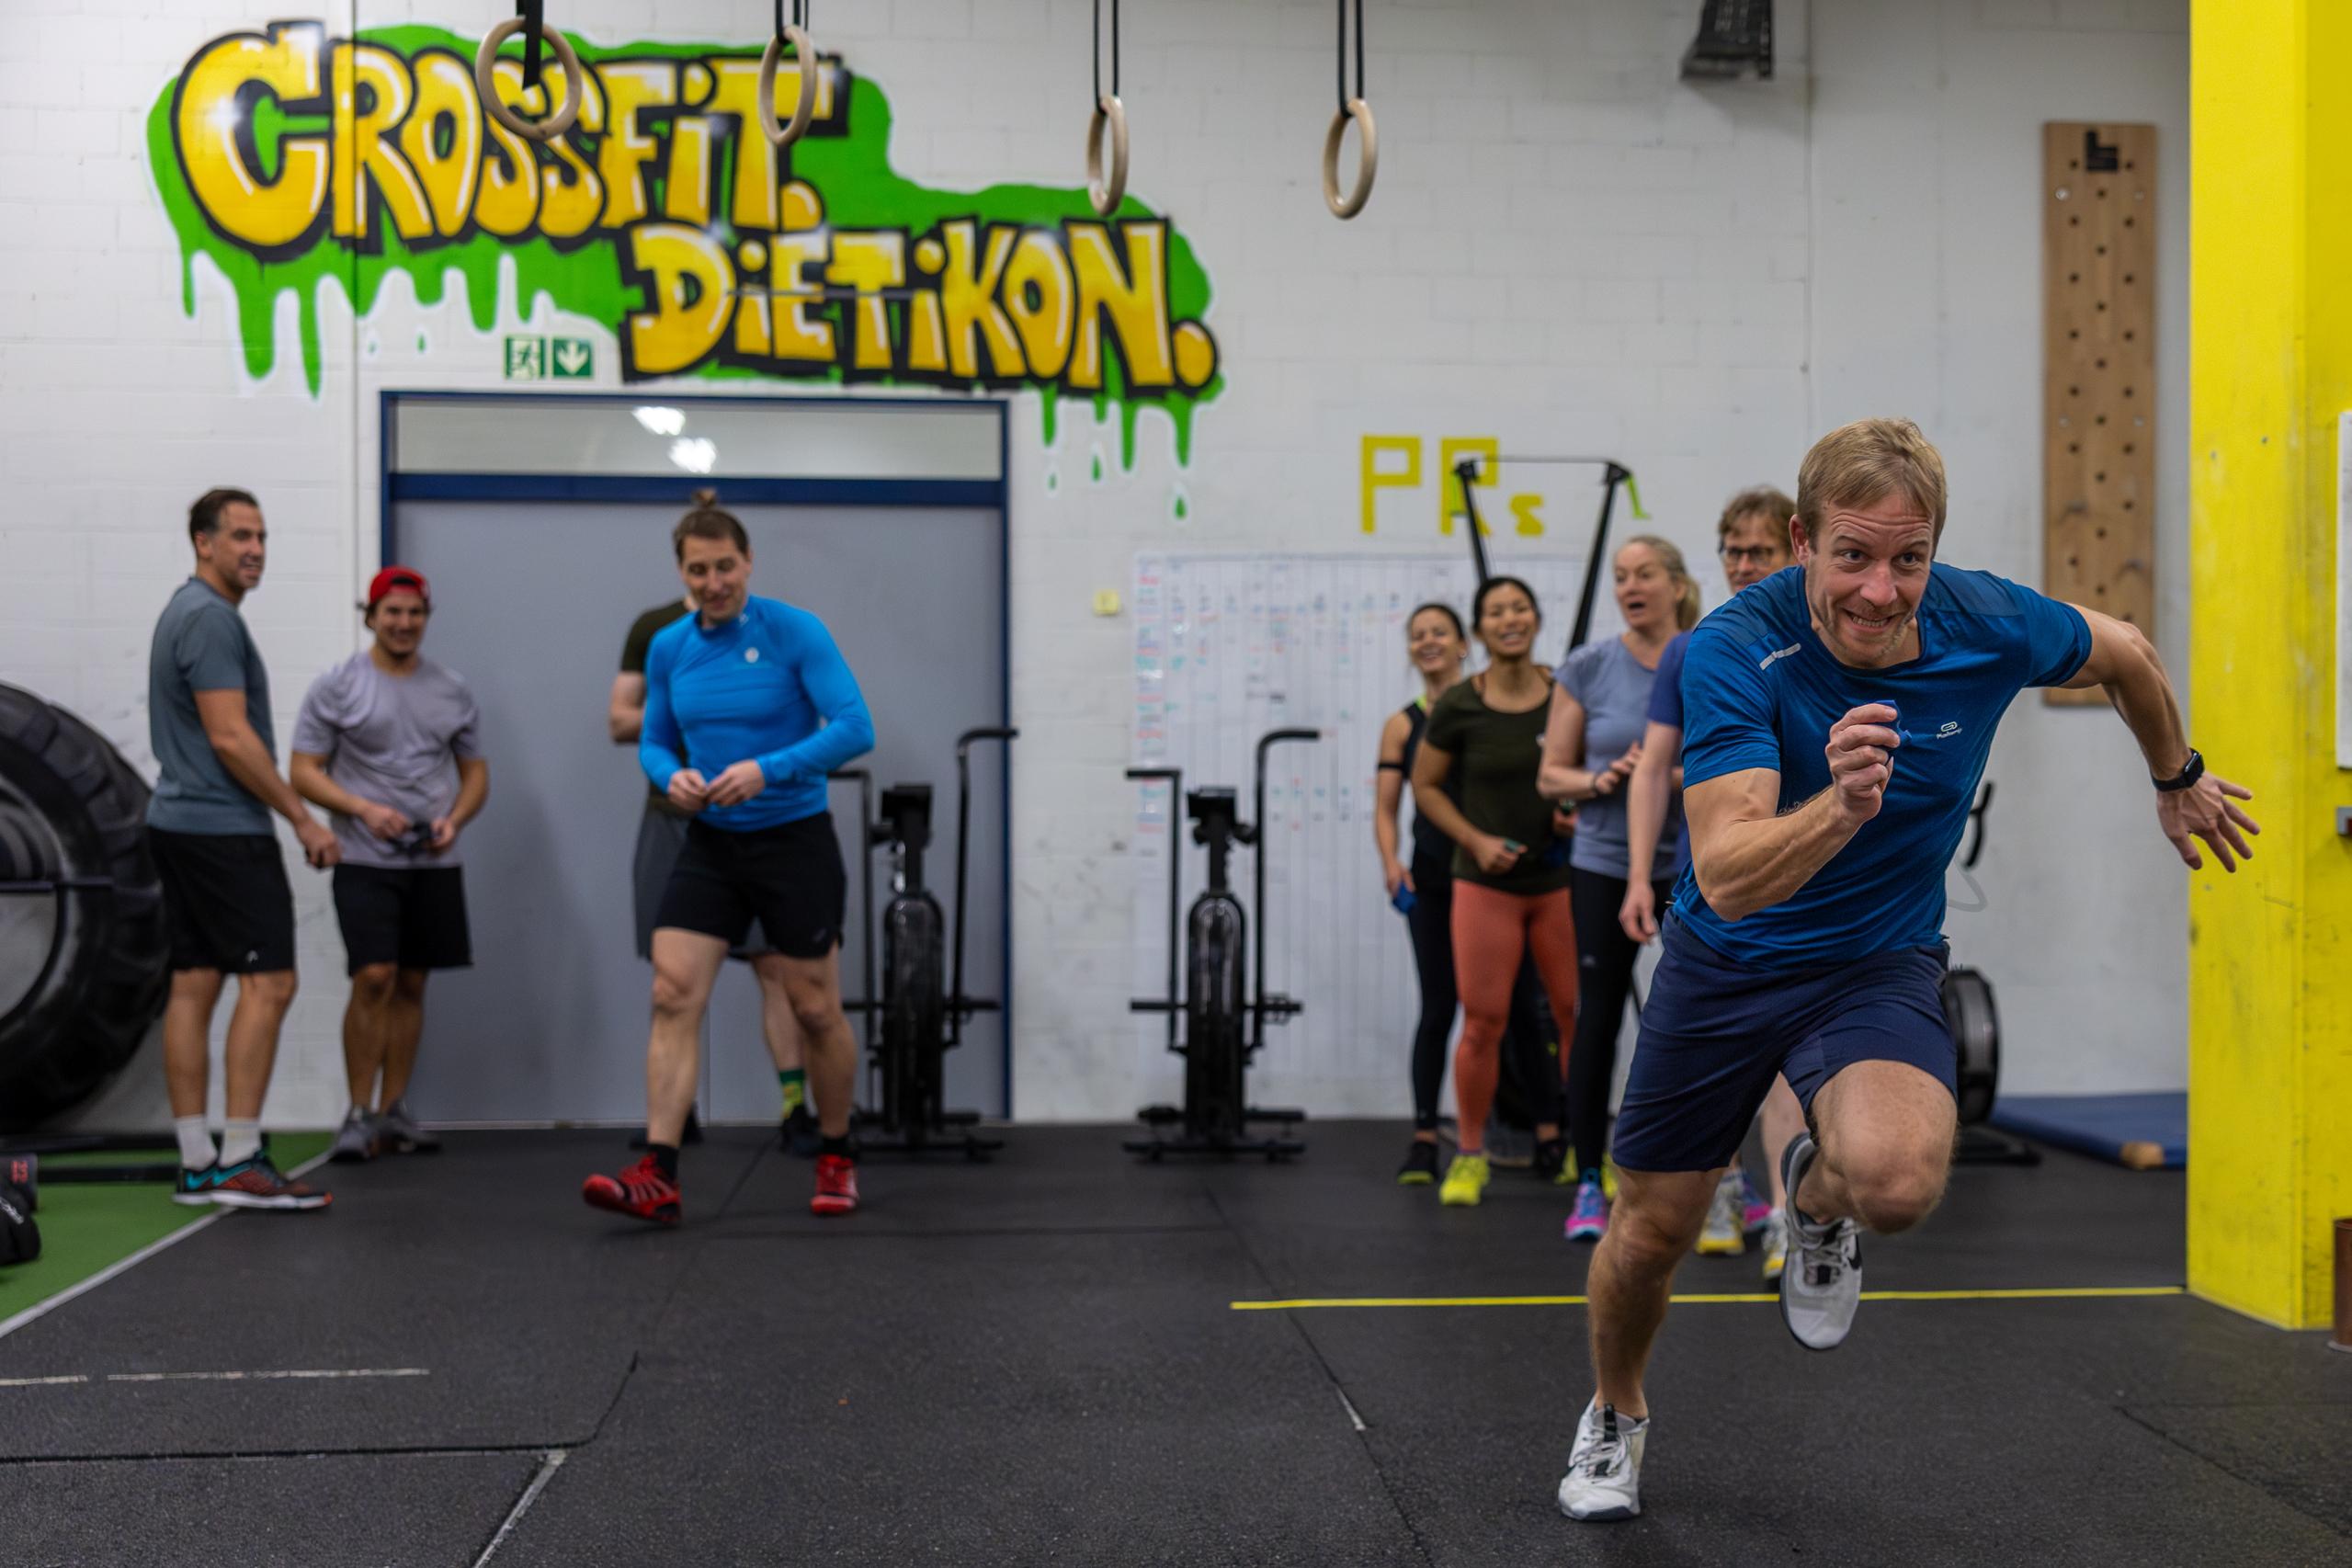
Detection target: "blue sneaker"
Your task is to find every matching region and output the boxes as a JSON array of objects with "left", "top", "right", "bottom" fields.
[
  {"left": 1737, "top": 1165, "right": 1774, "bottom": 1233},
  {"left": 1564, "top": 1177, "right": 1610, "bottom": 1242},
  {"left": 172, "top": 1165, "right": 220, "bottom": 1207}
]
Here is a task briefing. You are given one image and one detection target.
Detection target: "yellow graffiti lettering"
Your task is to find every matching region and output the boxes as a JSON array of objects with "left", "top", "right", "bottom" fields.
[
  {"left": 906, "top": 290, "right": 948, "bottom": 373},
  {"left": 628, "top": 222, "right": 735, "bottom": 376},
  {"left": 1001, "top": 230, "right": 1074, "bottom": 381},
  {"left": 395, "top": 51, "right": 481, "bottom": 238},
  {"left": 1438, "top": 437, "right": 1499, "bottom": 535},
  {"left": 1359, "top": 437, "right": 1422, "bottom": 534},
  {"left": 1066, "top": 222, "right": 1173, "bottom": 390},
  {"left": 174, "top": 22, "right": 331, "bottom": 249},
  {"left": 597, "top": 60, "right": 676, "bottom": 229},
  {"left": 330, "top": 43, "right": 432, "bottom": 241},
  {"left": 827, "top": 232, "right": 904, "bottom": 372},
  {"left": 1509, "top": 494, "right": 1545, "bottom": 537},
  {"left": 770, "top": 231, "right": 835, "bottom": 363},
  {"left": 733, "top": 237, "right": 771, "bottom": 357},
  {"left": 474, "top": 60, "right": 540, "bottom": 237},
  {"left": 705, "top": 56, "right": 830, "bottom": 232},
  {"left": 662, "top": 115, "right": 716, "bottom": 225},
  {"left": 938, "top": 222, "right": 1024, "bottom": 381}
]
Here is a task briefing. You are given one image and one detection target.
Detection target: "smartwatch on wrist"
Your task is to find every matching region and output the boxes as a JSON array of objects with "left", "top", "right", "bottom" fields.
[{"left": 2153, "top": 748, "right": 2204, "bottom": 793}]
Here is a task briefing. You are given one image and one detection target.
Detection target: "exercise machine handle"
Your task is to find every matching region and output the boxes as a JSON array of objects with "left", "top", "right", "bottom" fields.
[
  {"left": 1126, "top": 767, "right": 1183, "bottom": 1051},
  {"left": 1251, "top": 730, "right": 1320, "bottom": 1056},
  {"left": 949, "top": 729, "right": 1018, "bottom": 1048}
]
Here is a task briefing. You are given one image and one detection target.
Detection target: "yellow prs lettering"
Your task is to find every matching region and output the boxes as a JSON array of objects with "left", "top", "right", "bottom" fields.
[
  {"left": 331, "top": 42, "right": 434, "bottom": 241},
  {"left": 1509, "top": 494, "right": 1545, "bottom": 537},
  {"left": 396, "top": 50, "right": 482, "bottom": 237},
  {"left": 627, "top": 222, "right": 735, "bottom": 376},
  {"left": 597, "top": 60, "right": 676, "bottom": 229},
  {"left": 1438, "top": 437, "right": 1499, "bottom": 535},
  {"left": 1359, "top": 437, "right": 1422, "bottom": 534},
  {"left": 174, "top": 22, "right": 331, "bottom": 249},
  {"left": 1066, "top": 222, "right": 1174, "bottom": 390}
]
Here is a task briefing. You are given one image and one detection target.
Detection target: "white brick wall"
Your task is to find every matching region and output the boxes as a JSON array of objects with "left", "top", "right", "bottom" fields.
[{"left": 0, "top": 0, "right": 2190, "bottom": 1126}]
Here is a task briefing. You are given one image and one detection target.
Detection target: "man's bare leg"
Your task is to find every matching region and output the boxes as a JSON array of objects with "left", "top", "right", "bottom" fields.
[
  {"left": 778, "top": 949, "right": 857, "bottom": 1140},
  {"left": 164, "top": 969, "right": 225, "bottom": 1119},
  {"left": 343, "top": 963, "right": 397, "bottom": 1109},
  {"left": 1586, "top": 1168, "right": 1719, "bottom": 1419},
  {"left": 377, "top": 969, "right": 429, "bottom": 1108},
  {"left": 221, "top": 970, "right": 297, "bottom": 1121},
  {"left": 1790, "top": 1060, "right": 1953, "bottom": 1233},
  {"left": 1759, "top": 1074, "right": 1807, "bottom": 1208},
  {"left": 749, "top": 955, "right": 804, "bottom": 1075},
  {"left": 645, "top": 929, "right": 728, "bottom": 1147}
]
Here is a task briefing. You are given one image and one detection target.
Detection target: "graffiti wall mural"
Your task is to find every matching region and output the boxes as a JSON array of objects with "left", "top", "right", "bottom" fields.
[{"left": 151, "top": 22, "right": 1222, "bottom": 460}]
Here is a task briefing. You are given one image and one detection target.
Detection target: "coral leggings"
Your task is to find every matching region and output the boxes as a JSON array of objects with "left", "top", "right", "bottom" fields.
[{"left": 1449, "top": 881, "right": 1580, "bottom": 1152}]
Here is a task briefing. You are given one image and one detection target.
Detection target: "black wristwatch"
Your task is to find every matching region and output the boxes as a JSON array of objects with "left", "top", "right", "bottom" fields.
[{"left": 2153, "top": 749, "right": 2205, "bottom": 793}]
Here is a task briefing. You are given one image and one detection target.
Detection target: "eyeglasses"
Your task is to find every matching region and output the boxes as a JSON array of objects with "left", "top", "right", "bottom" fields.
[{"left": 1720, "top": 545, "right": 1785, "bottom": 566}]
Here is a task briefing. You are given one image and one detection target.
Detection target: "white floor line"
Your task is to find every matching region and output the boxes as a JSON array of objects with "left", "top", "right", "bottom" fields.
[
  {"left": 472, "top": 1449, "right": 569, "bottom": 1567},
  {"left": 0, "top": 1144, "right": 338, "bottom": 1346},
  {"left": 105, "top": 1368, "right": 429, "bottom": 1383}
]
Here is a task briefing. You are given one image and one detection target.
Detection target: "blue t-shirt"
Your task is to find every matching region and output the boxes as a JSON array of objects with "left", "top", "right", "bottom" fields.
[
  {"left": 1555, "top": 638, "right": 1681, "bottom": 878},
  {"left": 1670, "top": 564, "right": 2089, "bottom": 969},
  {"left": 639, "top": 596, "right": 875, "bottom": 832},
  {"left": 1646, "top": 630, "right": 1692, "bottom": 879},
  {"left": 146, "top": 577, "right": 276, "bottom": 835}
]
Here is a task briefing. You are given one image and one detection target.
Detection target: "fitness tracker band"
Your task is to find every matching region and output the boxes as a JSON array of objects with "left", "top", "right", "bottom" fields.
[{"left": 2153, "top": 748, "right": 2205, "bottom": 793}]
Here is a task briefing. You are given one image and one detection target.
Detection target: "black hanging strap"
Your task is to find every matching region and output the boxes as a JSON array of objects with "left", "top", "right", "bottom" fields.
[
  {"left": 1336, "top": 0, "right": 1364, "bottom": 110},
  {"left": 518, "top": 0, "right": 544, "bottom": 92},
  {"left": 1094, "top": 0, "right": 1119, "bottom": 102},
  {"left": 774, "top": 0, "right": 810, "bottom": 46}
]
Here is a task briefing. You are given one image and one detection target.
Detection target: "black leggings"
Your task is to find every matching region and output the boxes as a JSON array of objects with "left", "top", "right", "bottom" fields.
[
  {"left": 1566, "top": 866, "right": 1673, "bottom": 1177},
  {"left": 1407, "top": 856, "right": 1553, "bottom": 1131}
]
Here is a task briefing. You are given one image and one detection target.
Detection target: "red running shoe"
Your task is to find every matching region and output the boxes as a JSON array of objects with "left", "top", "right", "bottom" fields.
[
  {"left": 811, "top": 1153, "right": 859, "bottom": 1216},
  {"left": 583, "top": 1154, "right": 681, "bottom": 1226}
]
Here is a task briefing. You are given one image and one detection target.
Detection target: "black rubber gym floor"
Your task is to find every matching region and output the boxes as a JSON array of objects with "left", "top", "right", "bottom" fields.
[{"left": 0, "top": 1121, "right": 2341, "bottom": 1566}]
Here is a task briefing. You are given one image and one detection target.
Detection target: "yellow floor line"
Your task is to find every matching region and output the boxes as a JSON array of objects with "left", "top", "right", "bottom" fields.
[{"left": 1230, "top": 1286, "right": 2186, "bottom": 1311}]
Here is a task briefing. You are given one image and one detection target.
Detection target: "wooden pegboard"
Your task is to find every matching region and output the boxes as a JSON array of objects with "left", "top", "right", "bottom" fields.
[{"left": 2043, "top": 122, "right": 2156, "bottom": 705}]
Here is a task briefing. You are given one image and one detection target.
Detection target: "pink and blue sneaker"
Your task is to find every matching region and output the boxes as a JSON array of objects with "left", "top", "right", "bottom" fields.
[
  {"left": 1738, "top": 1166, "right": 1774, "bottom": 1233},
  {"left": 1564, "top": 1176, "right": 1610, "bottom": 1242}
]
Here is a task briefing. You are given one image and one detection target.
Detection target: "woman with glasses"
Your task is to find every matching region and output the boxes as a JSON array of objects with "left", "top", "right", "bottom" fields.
[{"left": 1616, "top": 486, "right": 1812, "bottom": 1278}]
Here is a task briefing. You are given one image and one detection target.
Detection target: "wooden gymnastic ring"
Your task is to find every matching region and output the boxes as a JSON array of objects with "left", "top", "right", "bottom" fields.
[
  {"left": 757, "top": 25, "right": 821, "bottom": 149},
  {"left": 1323, "top": 97, "right": 1377, "bottom": 219},
  {"left": 474, "top": 17, "right": 585, "bottom": 143},
  {"left": 1087, "top": 94, "right": 1129, "bottom": 217}
]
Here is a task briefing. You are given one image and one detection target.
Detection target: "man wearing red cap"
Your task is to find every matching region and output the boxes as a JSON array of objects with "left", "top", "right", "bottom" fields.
[{"left": 292, "top": 567, "right": 490, "bottom": 1162}]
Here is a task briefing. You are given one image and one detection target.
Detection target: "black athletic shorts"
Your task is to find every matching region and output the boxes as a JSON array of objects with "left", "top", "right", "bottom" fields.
[
  {"left": 149, "top": 828, "right": 295, "bottom": 974},
  {"left": 655, "top": 812, "right": 845, "bottom": 960},
  {"left": 332, "top": 864, "right": 472, "bottom": 975},
  {"left": 631, "top": 809, "right": 772, "bottom": 961}
]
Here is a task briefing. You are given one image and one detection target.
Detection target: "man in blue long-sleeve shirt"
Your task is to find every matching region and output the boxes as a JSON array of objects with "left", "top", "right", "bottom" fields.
[{"left": 584, "top": 493, "right": 875, "bottom": 1224}]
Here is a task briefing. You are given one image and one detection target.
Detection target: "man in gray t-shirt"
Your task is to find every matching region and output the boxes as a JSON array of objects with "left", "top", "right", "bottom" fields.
[
  {"left": 148, "top": 487, "right": 337, "bottom": 1211},
  {"left": 292, "top": 566, "right": 489, "bottom": 1164}
]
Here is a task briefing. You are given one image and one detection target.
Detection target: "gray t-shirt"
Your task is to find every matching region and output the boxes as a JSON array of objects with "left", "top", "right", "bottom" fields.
[
  {"left": 146, "top": 576, "right": 275, "bottom": 836},
  {"left": 1555, "top": 637, "right": 1682, "bottom": 880},
  {"left": 292, "top": 651, "right": 483, "bottom": 869}
]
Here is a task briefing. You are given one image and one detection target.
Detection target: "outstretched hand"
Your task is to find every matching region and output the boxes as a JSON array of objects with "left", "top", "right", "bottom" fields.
[{"left": 2158, "top": 772, "right": 2258, "bottom": 871}]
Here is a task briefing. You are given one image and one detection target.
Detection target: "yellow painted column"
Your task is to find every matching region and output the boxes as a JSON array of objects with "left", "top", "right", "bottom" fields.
[{"left": 2188, "top": 0, "right": 2352, "bottom": 1328}]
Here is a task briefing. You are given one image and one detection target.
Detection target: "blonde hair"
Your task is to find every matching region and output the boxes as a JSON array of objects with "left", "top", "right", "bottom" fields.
[
  {"left": 1619, "top": 534, "right": 1700, "bottom": 631},
  {"left": 1796, "top": 418, "right": 1948, "bottom": 543},
  {"left": 1717, "top": 484, "right": 1795, "bottom": 548}
]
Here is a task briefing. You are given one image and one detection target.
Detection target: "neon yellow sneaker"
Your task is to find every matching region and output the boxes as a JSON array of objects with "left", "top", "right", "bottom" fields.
[
  {"left": 1439, "top": 1153, "right": 1491, "bottom": 1207},
  {"left": 1602, "top": 1156, "right": 1621, "bottom": 1202},
  {"left": 1695, "top": 1168, "right": 1745, "bottom": 1256}
]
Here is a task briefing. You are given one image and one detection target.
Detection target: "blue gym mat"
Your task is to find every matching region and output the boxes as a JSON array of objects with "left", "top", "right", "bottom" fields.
[{"left": 1988, "top": 1093, "right": 2186, "bottom": 1169}]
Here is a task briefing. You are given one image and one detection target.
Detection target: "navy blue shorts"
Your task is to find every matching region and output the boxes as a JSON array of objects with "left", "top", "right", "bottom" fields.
[{"left": 1610, "top": 917, "right": 1955, "bottom": 1175}]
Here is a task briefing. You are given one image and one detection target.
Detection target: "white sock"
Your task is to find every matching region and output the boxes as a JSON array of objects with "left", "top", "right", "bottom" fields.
[
  {"left": 219, "top": 1119, "right": 261, "bottom": 1166},
  {"left": 175, "top": 1115, "right": 214, "bottom": 1170}
]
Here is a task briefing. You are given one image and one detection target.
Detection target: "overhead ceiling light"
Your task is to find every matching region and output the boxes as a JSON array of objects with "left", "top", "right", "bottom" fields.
[
  {"left": 1681, "top": 0, "right": 1772, "bottom": 81},
  {"left": 669, "top": 437, "right": 717, "bottom": 474},
  {"left": 633, "top": 405, "right": 687, "bottom": 437}
]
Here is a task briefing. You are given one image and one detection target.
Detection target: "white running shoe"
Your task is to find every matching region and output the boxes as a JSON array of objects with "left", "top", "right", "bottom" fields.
[
  {"left": 1557, "top": 1396, "right": 1647, "bottom": 1521},
  {"left": 1778, "top": 1132, "right": 1861, "bottom": 1350},
  {"left": 1694, "top": 1168, "right": 1745, "bottom": 1255},
  {"left": 1761, "top": 1210, "right": 1788, "bottom": 1282}
]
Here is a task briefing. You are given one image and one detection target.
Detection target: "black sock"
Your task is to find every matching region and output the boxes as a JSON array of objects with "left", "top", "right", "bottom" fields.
[
  {"left": 648, "top": 1142, "right": 679, "bottom": 1181},
  {"left": 818, "top": 1134, "right": 855, "bottom": 1161}
]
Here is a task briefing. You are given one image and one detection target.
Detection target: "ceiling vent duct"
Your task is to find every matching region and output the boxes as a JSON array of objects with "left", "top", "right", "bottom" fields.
[{"left": 1680, "top": 0, "right": 1773, "bottom": 81}]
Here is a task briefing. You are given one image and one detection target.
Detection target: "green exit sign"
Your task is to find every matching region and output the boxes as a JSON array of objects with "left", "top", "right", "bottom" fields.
[{"left": 504, "top": 335, "right": 594, "bottom": 380}]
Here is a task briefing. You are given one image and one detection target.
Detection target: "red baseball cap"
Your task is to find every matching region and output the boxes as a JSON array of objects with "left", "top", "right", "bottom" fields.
[{"left": 367, "top": 566, "right": 430, "bottom": 608}]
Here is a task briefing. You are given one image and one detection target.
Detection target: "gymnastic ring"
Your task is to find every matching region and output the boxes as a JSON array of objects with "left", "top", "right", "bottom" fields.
[
  {"left": 1087, "top": 93, "right": 1129, "bottom": 217},
  {"left": 474, "top": 17, "right": 585, "bottom": 143},
  {"left": 1323, "top": 97, "right": 1377, "bottom": 219},
  {"left": 757, "top": 25, "right": 821, "bottom": 149}
]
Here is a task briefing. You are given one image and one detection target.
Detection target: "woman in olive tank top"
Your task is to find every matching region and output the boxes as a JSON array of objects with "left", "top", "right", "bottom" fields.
[{"left": 1410, "top": 577, "right": 1582, "bottom": 1209}]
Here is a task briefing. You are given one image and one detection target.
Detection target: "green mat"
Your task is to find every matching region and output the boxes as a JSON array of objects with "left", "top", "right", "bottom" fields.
[{"left": 0, "top": 1131, "right": 331, "bottom": 1328}]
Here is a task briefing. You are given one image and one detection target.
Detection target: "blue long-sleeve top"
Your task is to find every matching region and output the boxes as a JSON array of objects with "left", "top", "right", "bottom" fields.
[{"left": 639, "top": 596, "right": 874, "bottom": 831}]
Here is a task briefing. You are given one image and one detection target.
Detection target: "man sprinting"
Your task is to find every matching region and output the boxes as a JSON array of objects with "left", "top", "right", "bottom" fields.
[
  {"left": 292, "top": 567, "right": 489, "bottom": 1162},
  {"left": 1557, "top": 419, "right": 2258, "bottom": 1521},
  {"left": 150, "top": 488, "right": 338, "bottom": 1210},
  {"left": 584, "top": 491, "right": 872, "bottom": 1224}
]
